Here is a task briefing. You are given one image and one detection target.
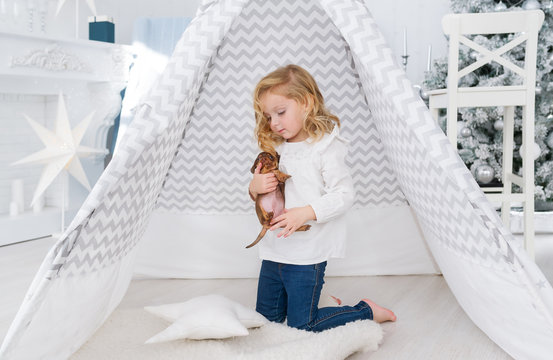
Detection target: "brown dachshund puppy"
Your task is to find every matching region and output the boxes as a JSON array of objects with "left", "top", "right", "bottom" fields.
[{"left": 246, "top": 152, "right": 311, "bottom": 249}]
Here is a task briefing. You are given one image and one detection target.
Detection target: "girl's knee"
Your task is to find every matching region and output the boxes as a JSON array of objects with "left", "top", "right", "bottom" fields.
[
  {"left": 256, "top": 306, "right": 286, "bottom": 324},
  {"left": 286, "top": 317, "right": 315, "bottom": 332},
  {"left": 264, "top": 313, "right": 286, "bottom": 324}
]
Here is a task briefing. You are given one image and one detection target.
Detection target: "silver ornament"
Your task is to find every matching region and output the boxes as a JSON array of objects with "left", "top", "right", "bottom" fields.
[
  {"left": 522, "top": 0, "right": 541, "bottom": 9},
  {"left": 546, "top": 132, "right": 553, "bottom": 149},
  {"left": 535, "top": 82, "right": 542, "bottom": 95},
  {"left": 457, "top": 121, "right": 466, "bottom": 136},
  {"left": 494, "top": 119, "right": 504, "bottom": 131},
  {"left": 463, "top": 72, "right": 478, "bottom": 86},
  {"left": 475, "top": 164, "right": 494, "bottom": 184},
  {"left": 494, "top": 1, "right": 507, "bottom": 11},
  {"left": 458, "top": 148, "right": 474, "bottom": 162},
  {"left": 460, "top": 127, "right": 472, "bottom": 137},
  {"left": 419, "top": 88, "right": 429, "bottom": 101},
  {"left": 519, "top": 142, "right": 542, "bottom": 160}
]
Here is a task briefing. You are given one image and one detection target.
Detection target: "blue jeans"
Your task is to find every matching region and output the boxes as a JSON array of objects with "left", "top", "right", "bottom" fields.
[{"left": 255, "top": 260, "right": 373, "bottom": 332}]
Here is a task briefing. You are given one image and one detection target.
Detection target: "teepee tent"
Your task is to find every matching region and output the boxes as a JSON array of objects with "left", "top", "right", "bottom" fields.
[{"left": 2, "top": 0, "right": 553, "bottom": 359}]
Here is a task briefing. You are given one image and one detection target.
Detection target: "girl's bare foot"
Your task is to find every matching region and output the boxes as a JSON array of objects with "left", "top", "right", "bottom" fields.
[{"left": 362, "top": 298, "right": 397, "bottom": 323}]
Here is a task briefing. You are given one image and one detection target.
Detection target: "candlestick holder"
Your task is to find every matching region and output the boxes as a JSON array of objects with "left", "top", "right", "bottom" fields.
[
  {"left": 27, "top": 6, "right": 34, "bottom": 32},
  {"left": 401, "top": 54, "right": 409, "bottom": 71},
  {"left": 38, "top": 0, "right": 47, "bottom": 33}
]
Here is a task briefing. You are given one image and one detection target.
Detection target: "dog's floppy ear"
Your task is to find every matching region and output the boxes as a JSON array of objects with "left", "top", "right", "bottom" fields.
[{"left": 251, "top": 155, "right": 261, "bottom": 174}]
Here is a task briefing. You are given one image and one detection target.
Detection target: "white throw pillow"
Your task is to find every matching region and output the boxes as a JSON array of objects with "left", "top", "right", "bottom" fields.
[{"left": 144, "top": 294, "right": 267, "bottom": 343}]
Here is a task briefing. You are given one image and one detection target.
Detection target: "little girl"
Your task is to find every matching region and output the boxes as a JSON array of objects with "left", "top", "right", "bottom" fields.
[{"left": 248, "top": 64, "right": 396, "bottom": 332}]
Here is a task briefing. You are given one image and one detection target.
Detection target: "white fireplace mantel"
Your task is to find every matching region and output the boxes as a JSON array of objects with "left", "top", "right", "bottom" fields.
[
  {"left": 0, "top": 30, "right": 133, "bottom": 246},
  {"left": 0, "top": 30, "right": 132, "bottom": 94}
]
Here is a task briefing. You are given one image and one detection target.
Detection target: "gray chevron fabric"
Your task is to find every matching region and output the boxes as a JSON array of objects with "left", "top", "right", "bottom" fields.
[
  {"left": 156, "top": 0, "right": 406, "bottom": 214},
  {"left": 321, "top": 0, "right": 553, "bottom": 357},
  {"left": 2, "top": 0, "right": 553, "bottom": 359}
]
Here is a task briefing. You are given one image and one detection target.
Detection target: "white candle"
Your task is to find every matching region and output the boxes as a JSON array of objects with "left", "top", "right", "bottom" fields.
[
  {"left": 13, "top": 0, "right": 19, "bottom": 17},
  {"left": 33, "top": 193, "right": 44, "bottom": 213},
  {"left": 11, "top": 179, "right": 24, "bottom": 213},
  {"left": 9, "top": 201, "right": 19, "bottom": 217},
  {"left": 426, "top": 44, "right": 432, "bottom": 71},
  {"left": 403, "top": 28, "right": 407, "bottom": 56}
]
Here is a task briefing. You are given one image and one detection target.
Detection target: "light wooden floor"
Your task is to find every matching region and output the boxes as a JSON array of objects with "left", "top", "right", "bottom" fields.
[
  {"left": 0, "top": 237, "right": 515, "bottom": 359},
  {"left": 110, "top": 276, "right": 512, "bottom": 360}
]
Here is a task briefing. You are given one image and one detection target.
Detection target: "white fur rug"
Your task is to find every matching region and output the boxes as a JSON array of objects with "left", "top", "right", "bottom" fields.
[{"left": 72, "top": 308, "right": 382, "bottom": 360}]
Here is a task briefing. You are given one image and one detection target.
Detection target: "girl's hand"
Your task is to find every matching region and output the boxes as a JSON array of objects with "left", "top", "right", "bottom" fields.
[
  {"left": 269, "top": 206, "right": 316, "bottom": 238},
  {"left": 249, "top": 162, "right": 278, "bottom": 197}
]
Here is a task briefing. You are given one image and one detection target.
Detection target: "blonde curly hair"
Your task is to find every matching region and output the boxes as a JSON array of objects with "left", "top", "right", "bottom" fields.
[{"left": 252, "top": 64, "right": 340, "bottom": 154}]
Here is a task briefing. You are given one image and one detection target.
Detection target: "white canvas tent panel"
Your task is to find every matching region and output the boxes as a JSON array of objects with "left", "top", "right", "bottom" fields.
[
  {"left": 1, "top": 0, "right": 552, "bottom": 359},
  {"left": 135, "top": 206, "right": 438, "bottom": 278}
]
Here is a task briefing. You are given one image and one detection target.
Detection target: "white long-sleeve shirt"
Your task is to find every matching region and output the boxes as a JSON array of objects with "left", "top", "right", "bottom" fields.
[{"left": 258, "top": 125, "right": 355, "bottom": 265}]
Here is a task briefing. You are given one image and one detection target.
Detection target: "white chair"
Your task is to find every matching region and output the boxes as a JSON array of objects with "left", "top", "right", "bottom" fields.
[{"left": 427, "top": 10, "right": 544, "bottom": 259}]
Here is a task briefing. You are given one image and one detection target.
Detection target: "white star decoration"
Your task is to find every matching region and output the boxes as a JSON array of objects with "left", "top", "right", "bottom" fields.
[
  {"left": 12, "top": 93, "right": 105, "bottom": 206},
  {"left": 56, "top": 0, "right": 97, "bottom": 16}
]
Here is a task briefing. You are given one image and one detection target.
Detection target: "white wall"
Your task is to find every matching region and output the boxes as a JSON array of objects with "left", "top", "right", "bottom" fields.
[
  {"left": 78, "top": 0, "right": 203, "bottom": 45},
  {"left": 365, "top": 0, "right": 450, "bottom": 85}
]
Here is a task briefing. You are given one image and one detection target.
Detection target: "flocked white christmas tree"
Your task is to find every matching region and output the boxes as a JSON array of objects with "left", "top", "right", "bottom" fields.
[{"left": 424, "top": 0, "right": 553, "bottom": 209}]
